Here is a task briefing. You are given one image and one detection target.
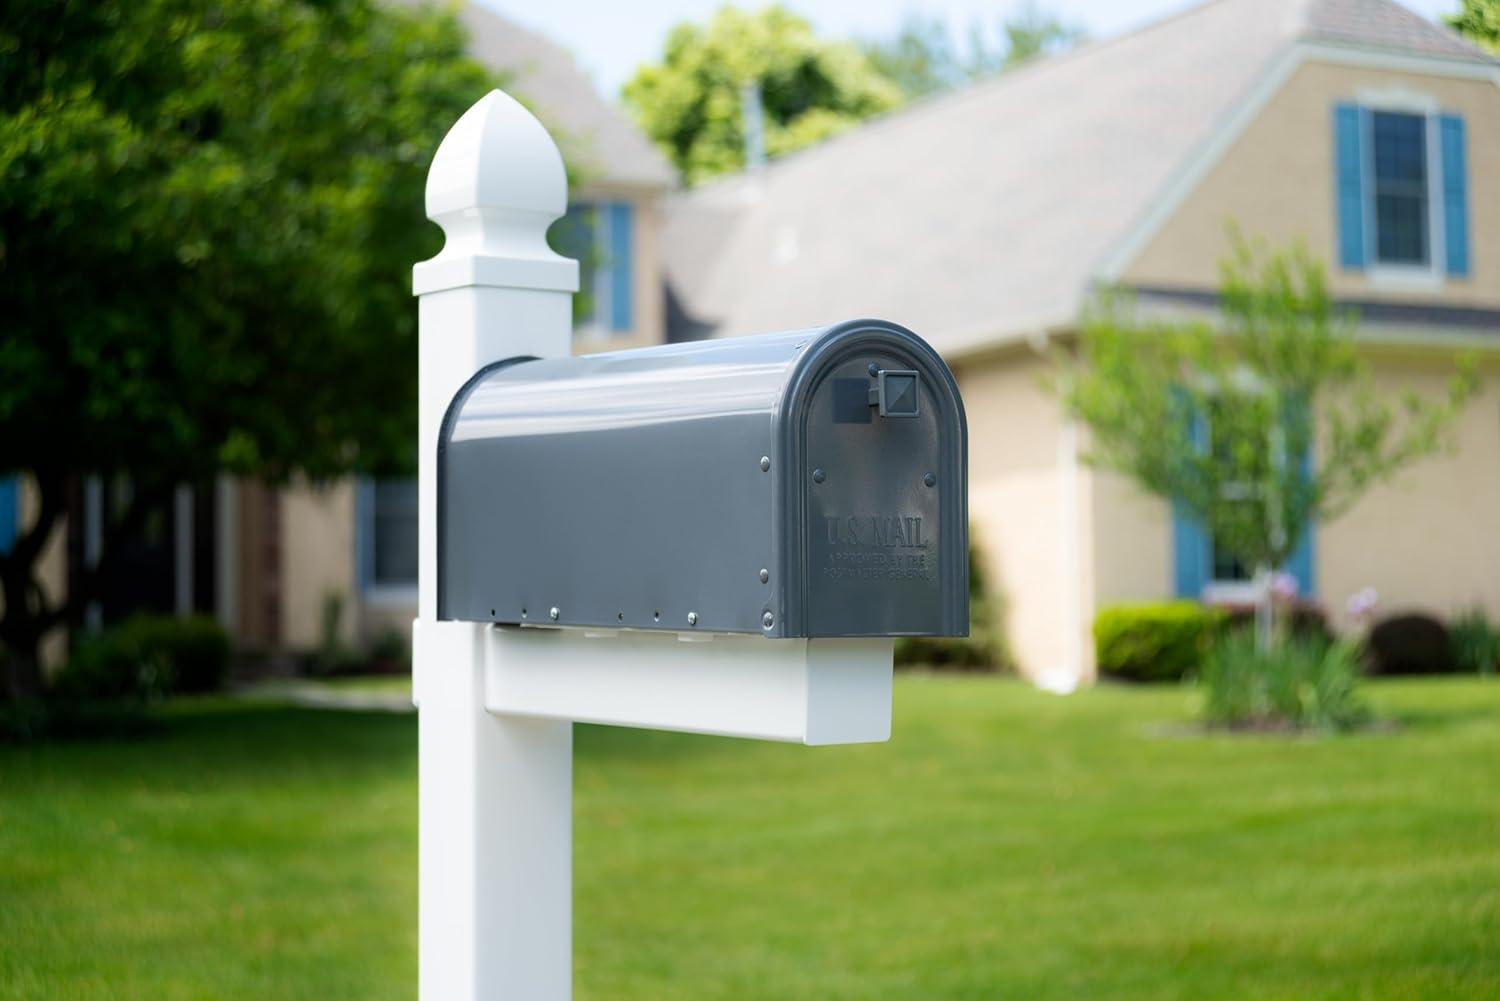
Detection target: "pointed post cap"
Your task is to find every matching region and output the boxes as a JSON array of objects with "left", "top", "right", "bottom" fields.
[{"left": 413, "top": 90, "right": 579, "bottom": 296}]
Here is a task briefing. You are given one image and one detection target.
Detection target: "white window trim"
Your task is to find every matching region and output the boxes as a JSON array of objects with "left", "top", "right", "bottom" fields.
[
  {"left": 1203, "top": 580, "right": 1261, "bottom": 605},
  {"left": 365, "top": 583, "right": 419, "bottom": 609},
  {"left": 1358, "top": 97, "right": 1447, "bottom": 287}
]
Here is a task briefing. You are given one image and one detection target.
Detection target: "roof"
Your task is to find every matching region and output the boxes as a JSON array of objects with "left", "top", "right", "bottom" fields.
[
  {"left": 660, "top": 0, "right": 1496, "bottom": 355},
  {"left": 441, "top": 3, "right": 676, "bottom": 190}
]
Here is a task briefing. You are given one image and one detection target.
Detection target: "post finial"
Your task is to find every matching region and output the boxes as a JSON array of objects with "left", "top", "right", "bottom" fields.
[{"left": 413, "top": 89, "right": 579, "bottom": 296}]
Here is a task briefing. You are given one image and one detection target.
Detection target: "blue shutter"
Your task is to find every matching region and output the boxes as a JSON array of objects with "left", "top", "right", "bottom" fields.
[
  {"left": 1172, "top": 502, "right": 1209, "bottom": 600},
  {"left": 0, "top": 476, "right": 17, "bottom": 555},
  {"left": 1333, "top": 103, "right": 1366, "bottom": 270},
  {"left": 1285, "top": 423, "right": 1316, "bottom": 599},
  {"left": 1172, "top": 405, "right": 1209, "bottom": 600},
  {"left": 355, "top": 478, "right": 374, "bottom": 591},
  {"left": 608, "top": 202, "right": 633, "bottom": 332},
  {"left": 1439, "top": 114, "right": 1469, "bottom": 278}
]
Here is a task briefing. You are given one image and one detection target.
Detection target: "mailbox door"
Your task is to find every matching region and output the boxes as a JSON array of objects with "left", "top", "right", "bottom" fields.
[{"left": 800, "top": 349, "right": 954, "bottom": 636}]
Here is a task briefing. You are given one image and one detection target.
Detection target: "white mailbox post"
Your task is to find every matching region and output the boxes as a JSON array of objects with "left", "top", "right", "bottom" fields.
[{"left": 412, "top": 90, "right": 959, "bottom": 1000}]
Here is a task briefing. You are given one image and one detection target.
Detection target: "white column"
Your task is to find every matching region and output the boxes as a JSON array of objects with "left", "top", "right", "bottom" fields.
[
  {"left": 84, "top": 475, "right": 103, "bottom": 630},
  {"left": 214, "top": 476, "right": 239, "bottom": 635},
  {"left": 412, "top": 90, "right": 579, "bottom": 1001},
  {"left": 174, "top": 485, "right": 194, "bottom": 617}
]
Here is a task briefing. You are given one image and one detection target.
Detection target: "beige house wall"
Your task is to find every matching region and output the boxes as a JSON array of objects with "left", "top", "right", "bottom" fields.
[
  {"left": 1125, "top": 59, "right": 1500, "bottom": 308},
  {"left": 955, "top": 350, "right": 1086, "bottom": 686},
  {"left": 1319, "top": 351, "right": 1500, "bottom": 631},
  {"left": 278, "top": 480, "right": 357, "bottom": 652},
  {"left": 1088, "top": 465, "right": 1173, "bottom": 621}
]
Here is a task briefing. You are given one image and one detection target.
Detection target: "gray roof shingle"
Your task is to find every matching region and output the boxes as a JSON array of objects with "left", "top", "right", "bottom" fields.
[{"left": 660, "top": 0, "right": 1495, "bottom": 354}]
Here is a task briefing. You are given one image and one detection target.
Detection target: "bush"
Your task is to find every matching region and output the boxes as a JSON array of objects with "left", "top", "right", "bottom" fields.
[
  {"left": 1094, "top": 602, "right": 1225, "bottom": 682},
  {"left": 1366, "top": 613, "right": 1455, "bottom": 675},
  {"left": 1200, "top": 631, "right": 1368, "bottom": 731},
  {"left": 53, "top": 626, "right": 175, "bottom": 704},
  {"left": 895, "top": 537, "right": 1010, "bottom": 671},
  {"left": 53, "top": 615, "right": 230, "bottom": 701},
  {"left": 367, "top": 628, "right": 411, "bottom": 674},
  {"left": 1450, "top": 609, "right": 1499, "bottom": 676},
  {"left": 121, "top": 616, "right": 232, "bottom": 693}
]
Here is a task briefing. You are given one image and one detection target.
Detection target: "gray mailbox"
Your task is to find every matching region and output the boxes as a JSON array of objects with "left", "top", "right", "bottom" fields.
[{"left": 438, "top": 318, "right": 968, "bottom": 638}]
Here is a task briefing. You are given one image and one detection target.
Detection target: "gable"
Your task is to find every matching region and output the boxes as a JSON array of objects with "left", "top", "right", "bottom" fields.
[{"left": 1118, "top": 54, "right": 1500, "bottom": 310}]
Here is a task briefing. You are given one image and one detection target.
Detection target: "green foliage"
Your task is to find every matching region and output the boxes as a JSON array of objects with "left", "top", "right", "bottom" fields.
[
  {"left": 54, "top": 615, "right": 231, "bottom": 703},
  {"left": 1447, "top": 0, "right": 1500, "bottom": 54},
  {"left": 1093, "top": 601, "right": 1225, "bottom": 683},
  {"left": 0, "top": 0, "right": 496, "bottom": 483},
  {"left": 5, "top": 614, "right": 228, "bottom": 739},
  {"left": 1366, "top": 613, "right": 1455, "bottom": 676},
  {"left": 367, "top": 628, "right": 411, "bottom": 671},
  {"left": 895, "top": 535, "right": 1010, "bottom": 670},
  {"left": 119, "top": 615, "right": 233, "bottom": 694},
  {"left": 1220, "top": 602, "right": 1332, "bottom": 645},
  {"left": 0, "top": 0, "right": 499, "bottom": 693},
  {"left": 1200, "top": 631, "right": 1368, "bottom": 731},
  {"left": 1451, "top": 609, "right": 1500, "bottom": 676},
  {"left": 54, "top": 625, "right": 177, "bottom": 706},
  {"left": 861, "top": 4, "right": 1084, "bottom": 99},
  {"left": 1060, "top": 235, "right": 1478, "bottom": 581},
  {"left": 622, "top": 5, "right": 902, "bottom": 183}
]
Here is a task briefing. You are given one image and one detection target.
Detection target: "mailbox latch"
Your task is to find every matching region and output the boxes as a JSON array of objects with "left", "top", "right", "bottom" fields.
[{"left": 868, "top": 370, "right": 920, "bottom": 418}]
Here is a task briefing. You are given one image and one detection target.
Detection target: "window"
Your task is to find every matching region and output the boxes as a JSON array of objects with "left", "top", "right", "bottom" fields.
[
  {"left": 1210, "top": 535, "right": 1251, "bottom": 584},
  {"left": 550, "top": 200, "right": 634, "bottom": 335},
  {"left": 1172, "top": 394, "right": 1315, "bottom": 601},
  {"left": 1370, "top": 111, "right": 1429, "bottom": 266},
  {"left": 1207, "top": 404, "right": 1254, "bottom": 587},
  {"left": 364, "top": 478, "right": 417, "bottom": 591},
  {"left": 1333, "top": 102, "right": 1469, "bottom": 279}
]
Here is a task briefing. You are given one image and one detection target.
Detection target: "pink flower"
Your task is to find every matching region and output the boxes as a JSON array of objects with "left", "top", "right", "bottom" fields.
[
  {"left": 1345, "top": 586, "right": 1379, "bottom": 622},
  {"left": 1271, "top": 572, "right": 1299, "bottom": 601}
]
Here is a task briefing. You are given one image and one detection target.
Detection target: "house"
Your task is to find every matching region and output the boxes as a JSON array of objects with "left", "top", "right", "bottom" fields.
[
  {"left": 659, "top": 0, "right": 1500, "bottom": 689},
  {"left": 7, "top": 2, "right": 676, "bottom": 661}
]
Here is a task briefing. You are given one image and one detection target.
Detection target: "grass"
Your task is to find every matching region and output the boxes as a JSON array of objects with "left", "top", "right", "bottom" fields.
[{"left": 2, "top": 676, "right": 1497, "bottom": 998}]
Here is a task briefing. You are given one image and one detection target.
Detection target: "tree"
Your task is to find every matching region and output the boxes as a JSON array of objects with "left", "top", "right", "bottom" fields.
[
  {"left": 622, "top": 6, "right": 903, "bottom": 184},
  {"left": 1447, "top": 0, "right": 1500, "bottom": 54},
  {"left": 996, "top": 1, "right": 1092, "bottom": 69},
  {"left": 0, "top": 0, "right": 499, "bottom": 699},
  {"left": 860, "top": 14, "right": 969, "bottom": 100},
  {"left": 1058, "top": 238, "right": 1477, "bottom": 646},
  {"left": 862, "top": 4, "right": 1085, "bottom": 101}
]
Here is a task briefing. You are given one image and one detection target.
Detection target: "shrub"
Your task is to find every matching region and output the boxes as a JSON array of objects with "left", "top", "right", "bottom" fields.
[
  {"left": 120, "top": 616, "right": 232, "bottom": 693},
  {"left": 1450, "top": 609, "right": 1499, "bottom": 676},
  {"left": 367, "top": 628, "right": 411, "bottom": 674},
  {"left": 895, "top": 536, "right": 1011, "bottom": 671},
  {"left": 1094, "top": 602, "right": 1225, "bottom": 682},
  {"left": 52, "top": 615, "right": 231, "bottom": 702},
  {"left": 1200, "top": 631, "right": 1368, "bottom": 731},
  {"left": 53, "top": 626, "right": 175, "bottom": 704},
  {"left": 1366, "top": 613, "right": 1455, "bottom": 675}
]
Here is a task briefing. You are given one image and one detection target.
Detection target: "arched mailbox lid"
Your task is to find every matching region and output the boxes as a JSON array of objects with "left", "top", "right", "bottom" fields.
[{"left": 439, "top": 318, "right": 968, "bottom": 638}]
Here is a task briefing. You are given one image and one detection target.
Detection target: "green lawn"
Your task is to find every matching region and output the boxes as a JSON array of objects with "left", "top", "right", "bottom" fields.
[{"left": 2, "top": 677, "right": 1497, "bottom": 999}]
